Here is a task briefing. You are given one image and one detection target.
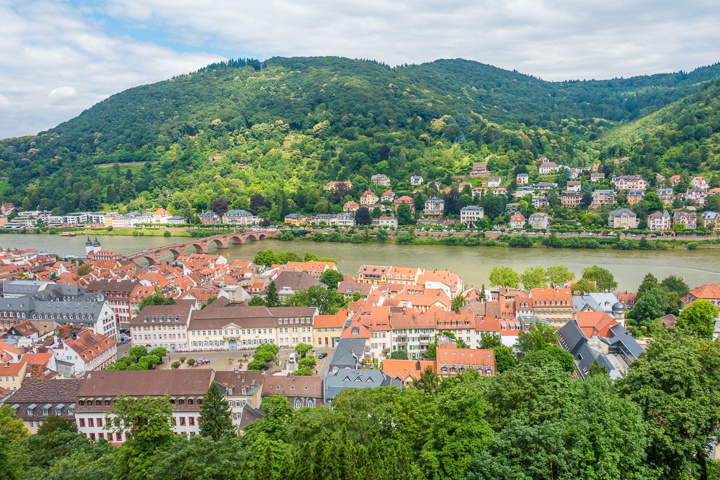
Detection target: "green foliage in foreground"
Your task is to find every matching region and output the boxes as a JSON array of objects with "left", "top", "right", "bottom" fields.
[{"left": 1, "top": 332, "right": 719, "bottom": 480}]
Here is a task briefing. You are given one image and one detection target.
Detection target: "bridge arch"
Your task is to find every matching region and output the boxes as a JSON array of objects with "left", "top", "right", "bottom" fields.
[
  {"left": 210, "top": 238, "right": 229, "bottom": 249},
  {"left": 229, "top": 235, "right": 246, "bottom": 245},
  {"left": 139, "top": 255, "right": 159, "bottom": 266}
]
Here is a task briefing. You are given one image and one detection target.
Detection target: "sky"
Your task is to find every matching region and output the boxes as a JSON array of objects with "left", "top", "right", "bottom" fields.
[{"left": 1, "top": 0, "right": 719, "bottom": 139}]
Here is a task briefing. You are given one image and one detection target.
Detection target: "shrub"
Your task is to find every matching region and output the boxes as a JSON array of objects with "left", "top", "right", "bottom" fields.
[
  {"left": 179, "top": 356, "right": 187, "bottom": 363},
  {"left": 171, "top": 361, "right": 181, "bottom": 369},
  {"left": 164, "top": 230, "right": 171, "bottom": 237},
  {"left": 186, "top": 358, "right": 196, "bottom": 366}
]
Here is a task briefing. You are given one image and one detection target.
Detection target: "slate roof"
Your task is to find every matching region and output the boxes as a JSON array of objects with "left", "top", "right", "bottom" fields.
[
  {"left": 239, "top": 405, "right": 265, "bottom": 429},
  {"left": 7, "top": 379, "right": 82, "bottom": 421},
  {"left": 329, "top": 338, "right": 367, "bottom": 369},
  {"left": 323, "top": 369, "right": 401, "bottom": 405},
  {"left": 557, "top": 319, "right": 615, "bottom": 379}
]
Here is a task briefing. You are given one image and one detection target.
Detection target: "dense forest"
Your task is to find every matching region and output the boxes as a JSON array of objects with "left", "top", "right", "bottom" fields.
[
  {"left": 0, "top": 56, "right": 719, "bottom": 220},
  {"left": 2, "top": 330, "right": 719, "bottom": 479}
]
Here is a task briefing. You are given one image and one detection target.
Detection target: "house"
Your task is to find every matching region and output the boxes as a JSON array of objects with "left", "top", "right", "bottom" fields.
[
  {"left": 528, "top": 212, "right": 549, "bottom": 230},
  {"left": 393, "top": 196, "right": 415, "bottom": 212},
  {"left": 612, "top": 175, "right": 647, "bottom": 190},
  {"left": 263, "top": 375, "right": 323, "bottom": 409},
  {"left": 8, "top": 379, "right": 82, "bottom": 434},
  {"left": 534, "top": 182, "right": 558, "bottom": 192},
  {"left": 700, "top": 211, "right": 719, "bottom": 229},
  {"left": 533, "top": 196, "right": 550, "bottom": 208},
  {"left": 284, "top": 213, "right": 307, "bottom": 226},
  {"left": 200, "top": 210, "right": 221, "bottom": 224},
  {"left": 329, "top": 338, "right": 368, "bottom": 369},
  {"left": 509, "top": 213, "right": 526, "bottom": 229},
  {"left": 343, "top": 201, "right": 359, "bottom": 213},
  {"left": 424, "top": 198, "right": 444, "bottom": 218},
  {"left": 591, "top": 189, "right": 617, "bottom": 207},
  {"left": 685, "top": 187, "right": 707, "bottom": 205},
  {"left": 460, "top": 206, "right": 484, "bottom": 226},
  {"left": 627, "top": 189, "right": 645, "bottom": 205},
  {"left": 539, "top": 162, "right": 561, "bottom": 174},
  {"left": 516, "top": 173, "right": 529, "bottom": 185},
  {"left": 680, "top": 285, "right": 720, "bottom": 338},
  {"left": 531, "top": 287, "right": 573, "bottom": 322},
  {"left": 566, "top": 181, "right": 582, "bottom": 192},
  {"left": 493, "top": 187, "right": 507, "bottom": 196},
  {"left": 0, "top": 361, "right": 28, "bottom": 391},
  {"left": 692, "top": 176, "right": 709, "bottom": 190},
  {"left": 313, "top": 308, "right": 349, "bottom": 347},
  {"left": 560, "top": 191, "right": 583, "bottom": 208},
  {"left": 380, "top": 190, "right": 396, "bottom": 202},
  {"left": 213, "top": 371, "right": 265, "bottom": 427},
  {"left": 130, "top": 304, "right": 193, "bottom": 353},
  {"left": 656, "top": 188, "right": 675, "bottom": 205},
  {"left": 673, "top": 211, "right": 697, "bottom": 230},
  {"left": 324, "top": 181, "right": 352, "bottom": 192},
  {"left": 360, "top": 189, "right": 379, "bottom": 205},
  {"left": 669, "top": 175, "right": 682, "bottom": 185},
  {"left": 590, "top": 173, "right": 605, "bottom": 182},
  {"left": 376, "top": 215, "right": 398, "bottom": 228},
  {"left": 488, "top": 177, "right": 502, "bottom": 188},
  {"left": 270, "top": 271, "right": 320, "bottom": 300},
  {"left": 336, "top": 213, "right": 355, "bottom": 226},
  {"left": 151, "top": 208, "right": 173, "bottom": 224},
  {"left": 222, "top": 210, "right": 258, "bottom": 226},
  {"left": 513, "top": 186, "right": 535, "bottom": 198},
  {"left": 470, "top": 163, "right": 488, "bottom": 177},
  {"left": 647, "top": 210, "right": 672, "bottom": 231},
  {"left": 74, "top": 370, "right": 214, "bottom": 443},
  {"left": 1, "top": 203, "right": 15, "bottom": 216},
  {"left": 370, "top": 174, "right": 391, "bottom": 186},
  {"left": 324, "top": 369, "right": 400, "bottom": 406},
  {"left": 85, "top": 279, "right": 137, "bottom": 324},
  {"left": 608, "top": 209, "right": 638, "bottom": 229},
  {"left": 51, "top": 329, "right": 117, "bottom": 375},
  {"left": 410, "top": 175, "right": 424, "bottom": 186}
]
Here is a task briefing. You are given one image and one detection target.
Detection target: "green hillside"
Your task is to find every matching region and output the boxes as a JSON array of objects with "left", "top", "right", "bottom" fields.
[{"left": 0, "top": 56, "right": 719, "bottom": 216}]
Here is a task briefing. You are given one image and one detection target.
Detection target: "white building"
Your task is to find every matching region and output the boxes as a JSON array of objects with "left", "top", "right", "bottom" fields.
[
  {"left": 51, "top": 330, "right": 117, "bottom": 375},
  {"left": 222, "top": 210, "right": 259, "bottom": 226},
  {"left": 337, "top": 213, "right": 355, "bottom": 226},
  {"left": 460, "top": 206, "right": 484, "bottom": 226}
]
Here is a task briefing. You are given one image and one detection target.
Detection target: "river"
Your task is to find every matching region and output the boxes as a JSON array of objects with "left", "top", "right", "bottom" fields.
[{"left": 2, "top": 234, "right": 719, "bottom": 292}]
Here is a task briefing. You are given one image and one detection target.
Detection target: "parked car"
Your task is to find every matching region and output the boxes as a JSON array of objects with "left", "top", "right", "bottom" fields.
[
  {"left": 288, "top": 353, "right": 296, "bottom": 363},
  {"left": 318, "top": 353, "right": 328, "bottom": 359}
]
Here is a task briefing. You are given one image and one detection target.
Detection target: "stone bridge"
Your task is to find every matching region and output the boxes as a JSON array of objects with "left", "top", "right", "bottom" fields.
[{"left": 125, "top": 230, "right": 277, "bottom": 265}]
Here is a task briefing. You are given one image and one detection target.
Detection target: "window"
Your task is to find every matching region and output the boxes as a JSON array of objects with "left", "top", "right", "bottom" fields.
[
  {"left": 88, "top": 419, "right": 94, "bottom": 427},
  {"left": 189, "top": 417, "right": 195, "bottom": 426},
  {"left": 97, "top": 418, "right": 103, "bottom": 427},
  {"left": 116, "top": 433, "right": 122, "bottom": 442},
  {"left": 90, "top": 433, "right": 95, "bottom": 441},
  {"left": 80, "top": 418, "right": 85, "bottom": 427},
  {"left": 180, "top": 417, "right": 186, "bottom": 426},
  {"left": 188, "top": 398, "right": 194, "bottom": 406},
  {"left": 98, "top": 433, "right": 104, "bottom": 440}
]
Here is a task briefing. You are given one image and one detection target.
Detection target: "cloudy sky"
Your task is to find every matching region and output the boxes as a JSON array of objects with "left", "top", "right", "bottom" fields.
[{"left": 1, "top": 0, "right": 719, "bottom": 139}]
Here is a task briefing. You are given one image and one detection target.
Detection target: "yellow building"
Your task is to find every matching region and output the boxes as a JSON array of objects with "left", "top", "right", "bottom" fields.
[
  {"left": 284, "top": 214, "right": 307, "bottom": 226},
  {"left": 0, "top": 361, "right": 27, "bottom": 392},
  {"left": 357, "top": 265, "right": 390, "bottom": 285}
]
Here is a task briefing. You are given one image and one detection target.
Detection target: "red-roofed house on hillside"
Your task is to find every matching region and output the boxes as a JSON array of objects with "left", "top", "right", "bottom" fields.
[
  {"left": 285, "top": 260, "right": 337, "bottom": 279},
  {"left": 51, "top": 330, "right": 117, "bottom": 375},
  {"left": 313, "top": 309, "right": 348, "bottom": 347},
  {"left": 680, "top": 284, "right": 720, "bottom": 339},
  {"left": 509, "top": 212, "right": 526, "bottom": 229},
  {"left": 152, "top": 208, "right": 173, "bottom": 224},
  {"left": 393, "top": 195, "right": 415, "bottom": 212},
  {"left": 576, "top": 312, "right": 617, "bottom": 338}
]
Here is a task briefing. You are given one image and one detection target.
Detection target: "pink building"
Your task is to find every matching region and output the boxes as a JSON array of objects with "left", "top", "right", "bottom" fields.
[
  {"left": 130, "top": 304, "right": 194, "bottom": 353},
  {"left": 647, "top": 210, "right": 671, "bottom": 231}
]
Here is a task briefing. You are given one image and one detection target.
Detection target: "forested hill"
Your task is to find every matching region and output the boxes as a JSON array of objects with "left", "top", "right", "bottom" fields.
[{"left": 1, "top": 56, "right": 719, "bottom": 215}]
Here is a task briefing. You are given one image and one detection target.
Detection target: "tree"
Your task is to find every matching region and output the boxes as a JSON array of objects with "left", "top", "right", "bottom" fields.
[
  {"left": 581, "top": 265, "right": 617, "bottom": 291},
  {"left": 137, "top": 294, "right": 175, "bottom": 312},
  {"left": 211, "top": 198, "right": 228, "bottom": 217},
  {"left": 660, "top": 274, "right": 689, "bottom": 298},
  {"left": 397, "top": 203, "right": 412, "bottom": 225},
  {"left": 128, "top": 345, "right": 148, "bottom": 358},
  {"left": 616, "top": 333, "right": 720, "bottom": 478},
  {"left": 494, "top": 345, "right": 517, "bottom": 373},
  {"left": 319, "top": 269, "right": 344, "bottom": 290},
  {"left": 78, "top": 264, "right": 93, "bottom": 276},
  {"left": 109, "top": 396, "right": 175, "bottom": 480},
  {"left": 444, "top": 189, "right": 463, "bottom": 216},
  {"left": 488, "top": 266, "right": 520, "bottom": 289},
  {"left": 520, "top": 266, "right": 547, "bottom": 289},
  {"left": 570, "top": 278, "right": 596, "bottom": 295},
  {"left": 148, "top": 435, "right": 245, "bottom": 480},
  {"left": 676, "top": 299, "right": 717, "bottom": 338},
  {"left": 254, "top": 249, "right": 277, "bottom": 268},
  {"left": 265, "top": 281, "right": 281, "bottom": 307},
  {"left": 248, "top": 296, "right": 266, "bottom": 306},
  {"left": 628, "top": 287, "right": 669, "bottom": 329},
  {"left": 36, "top": 415, "right": 77, "bottom": 435},
  {"left": 516, "top": 323, "right": 559, "bottom": 359},
  {"left": 390, "top": 350, "right": 408, "bottom": 360},
  {"left": 298, "top": 356, "right": 316, "bottom": 368},
  {"left": 355, "top": 207, "right": 371, "bottom": 225},
  {"left": 412, "top": 365, "right": 439, "bottom": 393},
  {"left": 247, "top": 358, "right": 269, "bottom": 370},
  {"left": 295, "top": 343, "right": 313, "bottom": 358},
  {"left": 198, "top": 382, "right": 235, "bottom": 441},
  {"left": 451, "top": 295, "right": 466, "bottom": 311},
  {"left": 149, "top": 347, "right": 167, "bottom": 360},
  {"left": 637, "top": 272, "right": 659, "bottom": 299},
  {"left": 546, "top": 265, "right": 575, "bottom": 286},
  {"left": 293, "top": 366, "right": 313, "bottom": 376}
]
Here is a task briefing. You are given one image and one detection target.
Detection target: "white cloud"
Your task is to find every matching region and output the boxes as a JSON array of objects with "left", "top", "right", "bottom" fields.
[
  {"left": 0, "top": 94, "right": 9, "bottom": 109},
  {"left": 0, "top": 0, "right": 222, "bottom": 138},
  {"left": 48, "top": 86, "right": 78, "bottom": 105}
]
